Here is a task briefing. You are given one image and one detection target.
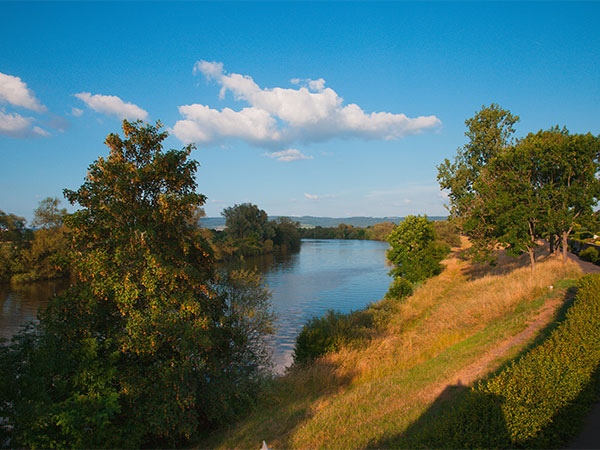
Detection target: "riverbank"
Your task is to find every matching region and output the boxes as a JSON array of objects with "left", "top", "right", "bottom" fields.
[{"left": 198, "top": 243, "right": 583, "bottom": 449}]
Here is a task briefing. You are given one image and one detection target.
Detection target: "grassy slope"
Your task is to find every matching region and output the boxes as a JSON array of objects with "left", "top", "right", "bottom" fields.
[{"left": 199, "top": 245, "right": 582, "bottom": 450}]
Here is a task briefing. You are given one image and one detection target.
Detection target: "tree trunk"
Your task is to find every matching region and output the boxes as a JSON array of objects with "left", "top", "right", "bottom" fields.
[
  {"left": 529, "top": 247, "right": 535, "bottom": 271},
  {"left": 562, "top": 231, "right": 568, "bottom": 263},
  {"left": 549, "top": 234, "right": 555, "bottom": 254}
]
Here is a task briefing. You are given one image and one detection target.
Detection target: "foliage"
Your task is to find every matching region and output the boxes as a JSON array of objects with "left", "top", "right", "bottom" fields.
[
  {"left": 438, "top": 104, "right": 519, "bottom": 222},
  {"left": 298, "top": 222, "right": 395, "bottom": 241},
  {"left": 10, "top": 197, "right": 70, "bottom": 283},
  {"left": 272, "top": 216, "right": 301, "bottom": 252},
  {"left": 579, "top": 246, "right": 599, "bottom": 264},
  {"left": 214, "top": 204, "right": 300, "bottom": 258},
  {"left": 293, "top": 309, "right": 375, "bottom": 365},
  {"left": 0, "top": 209, "right": 30, "bottom": 243},
  {"left": 200, "top": 243, "right": 580, "bottom": 450},
  {"left": 384, "top": 276, "right": 413, "bottom": 300},
  {"left": 12, "top": 226, "right": 69, "bottom": 283},
  {"left": 439, "top": 106, "right": 600, "bottom": 268},
  {"left": 0, "top": 121, "right": 274, "bottom": 447},
  {"left": 438, "top": 104, "right": 519, "bottom": 262},
  {"left": 432, "top": 220, "right": 461, "bottom": 248},
  {"left": 365, "top": 221, "right": 397, "bottom": 241},
  {"left": 293, "top": 311, "right": 349, "bottom": 364},
  {"left": 31, "top": 196, "right": 68, "bottom": 229},
  {"left": 386, "top": 215, "right": 449, "bottom": 284},
  {"left": 222, "top": 203, "right": 274, "bottom": 241}
]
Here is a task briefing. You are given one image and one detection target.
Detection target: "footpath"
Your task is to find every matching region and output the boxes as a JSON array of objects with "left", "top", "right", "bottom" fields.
[{"left": 567, "top": 251, "right": 600, "bottom": 449}]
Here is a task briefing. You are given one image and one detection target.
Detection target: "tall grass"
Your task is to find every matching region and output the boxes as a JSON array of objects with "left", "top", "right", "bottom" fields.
[{"left": 199, "top": 247, "right": 581, "bottom": 450}]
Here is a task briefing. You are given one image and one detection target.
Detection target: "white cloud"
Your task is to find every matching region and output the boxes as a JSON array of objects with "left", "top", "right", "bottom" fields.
[
  {"left": 0, "top": 72, "right": 46, "bottom": 112},
  {"left": 71, "top": 107, "right": 83, "bottom": 117},
  {"left": 0, "top": 110, "right": 49, "bottom": 138},
  {"left": 264, "top": 148, "right": 313, "bottom": 162},
  {"left": 304, "top": 192, "right": 335, "bottom": 200},
  {"left": 174, "top": 61, "right": 441, "bottom": 147},
  {"left": 74, "top": 92, "right": 148, "bottom": 121}
]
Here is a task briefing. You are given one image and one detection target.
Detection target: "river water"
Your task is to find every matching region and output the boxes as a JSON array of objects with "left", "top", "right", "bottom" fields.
[{"left": 0, "top": 239, "right": 391, "bottom": 372}]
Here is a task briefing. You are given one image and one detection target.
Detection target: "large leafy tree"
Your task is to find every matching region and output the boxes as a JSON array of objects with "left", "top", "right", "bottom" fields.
[
  {"left": 1, "top": 121, "right": 272, "bottom": 447},
  {"left": 530, "top": 128, "right": 600, "bottom": 262},
  {"left": 476, "top": 142, "right": 546, "bottom": 269},
  {"left": 438, "top": 104, "right": 519, "bottom": 261}
]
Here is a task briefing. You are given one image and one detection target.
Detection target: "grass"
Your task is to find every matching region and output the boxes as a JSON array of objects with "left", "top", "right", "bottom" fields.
[{"left": 198, "top": 243, "right": 582, "bottom": 450}]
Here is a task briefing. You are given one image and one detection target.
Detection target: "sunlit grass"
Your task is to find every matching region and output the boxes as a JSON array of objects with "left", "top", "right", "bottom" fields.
[{"left": 199, "top": 244, "right": 581, "bottom": 450}]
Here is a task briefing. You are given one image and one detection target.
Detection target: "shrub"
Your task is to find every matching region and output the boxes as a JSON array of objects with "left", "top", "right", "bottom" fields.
[
  {"left": 292, "top": 307, "right": 380, "bottom": 365},
  {"left": 293, "top": 311, "right": 353, "bottom": 364},
  {"left": 385, "top": 277, "right": 413, "bottom": 300},
  {"left": 579, "top": 246, "right": 599, "bottom": 264}
]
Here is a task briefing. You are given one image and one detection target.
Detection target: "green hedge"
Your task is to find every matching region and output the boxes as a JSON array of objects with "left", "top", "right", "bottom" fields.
[
  {"left": 405, "top": 274, "right": 600, "bottom": 448},
  {"left": 579, "top": 247, "right": 599, "bottom": 264}
]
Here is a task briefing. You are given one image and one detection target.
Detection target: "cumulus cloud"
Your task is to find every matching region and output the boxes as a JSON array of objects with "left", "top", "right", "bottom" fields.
[
  {"left": 0, "top": 72, "right": 46, "bottom": 112},
  {"left": 173, "top": 61, "right": 441, "bottom": 147},
  {"left": 74, "top": 92, "right": 148, "bottom": 121},
  {"left": 264, "top": 148, "right": 313, "bottom": 162},
  {"left": 0, "top": 110, "right": 49, "bottom": 138},
  {"left": 304, "top": 193, "right": 320, "bottom": 200},
  {"left": 71, "top": 107, "right": 83, "bottom": 117}
]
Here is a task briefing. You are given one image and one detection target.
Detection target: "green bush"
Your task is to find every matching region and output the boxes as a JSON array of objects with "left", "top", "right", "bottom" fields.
[
  {"left": 293, "top": 311, "right": 354, "bottom": 364},
  {"left": 293, "top": 307, "right": 381, "bottom": 365},
  {"left": 385, "top": 277, "right": 413, "bottom": 300},
  {"left": 579, "top": 246, "right": 599, "bottom": 264}
]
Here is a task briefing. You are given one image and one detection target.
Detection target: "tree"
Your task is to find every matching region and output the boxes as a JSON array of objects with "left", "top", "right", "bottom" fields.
[
  {"left": 0, "top": 210, "right": 30, "bottom": 282},
  {"left": 438, "top": 104, "right": 519, "bottom": 261},
  {"left": 1, "top": 121, "right": 273, "bottom": 447},
  {"left": 13, "top": 197, "right": 70, "bottom": 283},
  {"left": 529, "top": 128, "right": 600, "bottom": 262},
  {"left": 31, "top": 196, "right": 68, "bottom": 229},
  {"left": 0, "top": 210, "right": 29, "bottom": 243},
  {"left": 476, "top": 143, "right": 546, "bottom": 269},
  {"left": 438, "top": 104, "right": 519, "bottom": 219},
  {"left": 221, "top": 203, "right": 276, "bottom": 256},
  {"left": 386, "top": 215, "right": 448, "bottom": 284},
  {"left": 273, "top": 216, "right": 301, "bottom": 252},
  {"left": 222, "top": 203, "right": 274, "bottom": 241}
]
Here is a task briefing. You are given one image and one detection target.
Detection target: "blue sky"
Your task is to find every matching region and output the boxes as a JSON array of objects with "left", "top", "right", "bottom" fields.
[{"left": 1, "top": 2, "right": 599, "bottom": 221}]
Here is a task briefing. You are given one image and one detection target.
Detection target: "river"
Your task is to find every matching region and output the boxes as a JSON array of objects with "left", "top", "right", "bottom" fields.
[{"left": 0, "top": 239, "right": 391, "bottom": 372}]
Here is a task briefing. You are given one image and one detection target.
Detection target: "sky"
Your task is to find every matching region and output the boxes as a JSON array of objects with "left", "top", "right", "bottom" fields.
[{"left": 1, "top": 1, "right": 599, "bottom": 221}]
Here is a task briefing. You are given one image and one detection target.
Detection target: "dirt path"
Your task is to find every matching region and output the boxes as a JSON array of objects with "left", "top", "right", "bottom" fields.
[
  {"left": 430, "top": 287, "right": 567, "bottom": 404},
  {"left": 568, "top": 251, "right": 600, "bottom": 274},
  {"left": 567, "top": 251, "right": 600, "bottom": 449}
]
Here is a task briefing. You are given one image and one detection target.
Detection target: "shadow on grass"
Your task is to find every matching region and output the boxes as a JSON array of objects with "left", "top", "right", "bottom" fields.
[
  {"left": 461, "top": 245, "right": 554, "bottom": 281},
  {"left": 196, "top": 359, "right": 357, "bottom": 449}
]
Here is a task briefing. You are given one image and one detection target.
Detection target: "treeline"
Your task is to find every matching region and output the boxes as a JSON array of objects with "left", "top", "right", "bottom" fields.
[
  {"left": 0, "top": 198, "right": 69, "bottom": 284},
  {"left": 207, "top": 204, "right": 301, "bottom": 260},
  {"left": 0, "top": 200, "right": 301, "bottom": 285},
  {"left": 298, "top": 221, "right": 396, "bottom": 241},
  {"left": 438, "top": 104, "right": 600, "bottom": 269}
]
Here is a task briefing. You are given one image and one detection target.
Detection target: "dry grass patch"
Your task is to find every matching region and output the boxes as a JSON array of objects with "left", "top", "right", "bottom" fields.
[{"left": 199, "top": 248, "right": 581, "bottom": 450}]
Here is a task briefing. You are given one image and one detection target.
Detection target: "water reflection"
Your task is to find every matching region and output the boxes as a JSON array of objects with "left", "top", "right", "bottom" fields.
[
  {"left": 0, "top": 240, "right": 391, "bottom": 374},
  {"left": 0, "top": 278, "right": 71, "bottom": 341},
  {"left": 226, "top": 239, "right": 391, "bottom": 372}
]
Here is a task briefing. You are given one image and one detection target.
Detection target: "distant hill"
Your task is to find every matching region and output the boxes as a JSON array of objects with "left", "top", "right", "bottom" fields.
[{"left": 200, "top": 215, "right": 447, "bottom": 229}]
